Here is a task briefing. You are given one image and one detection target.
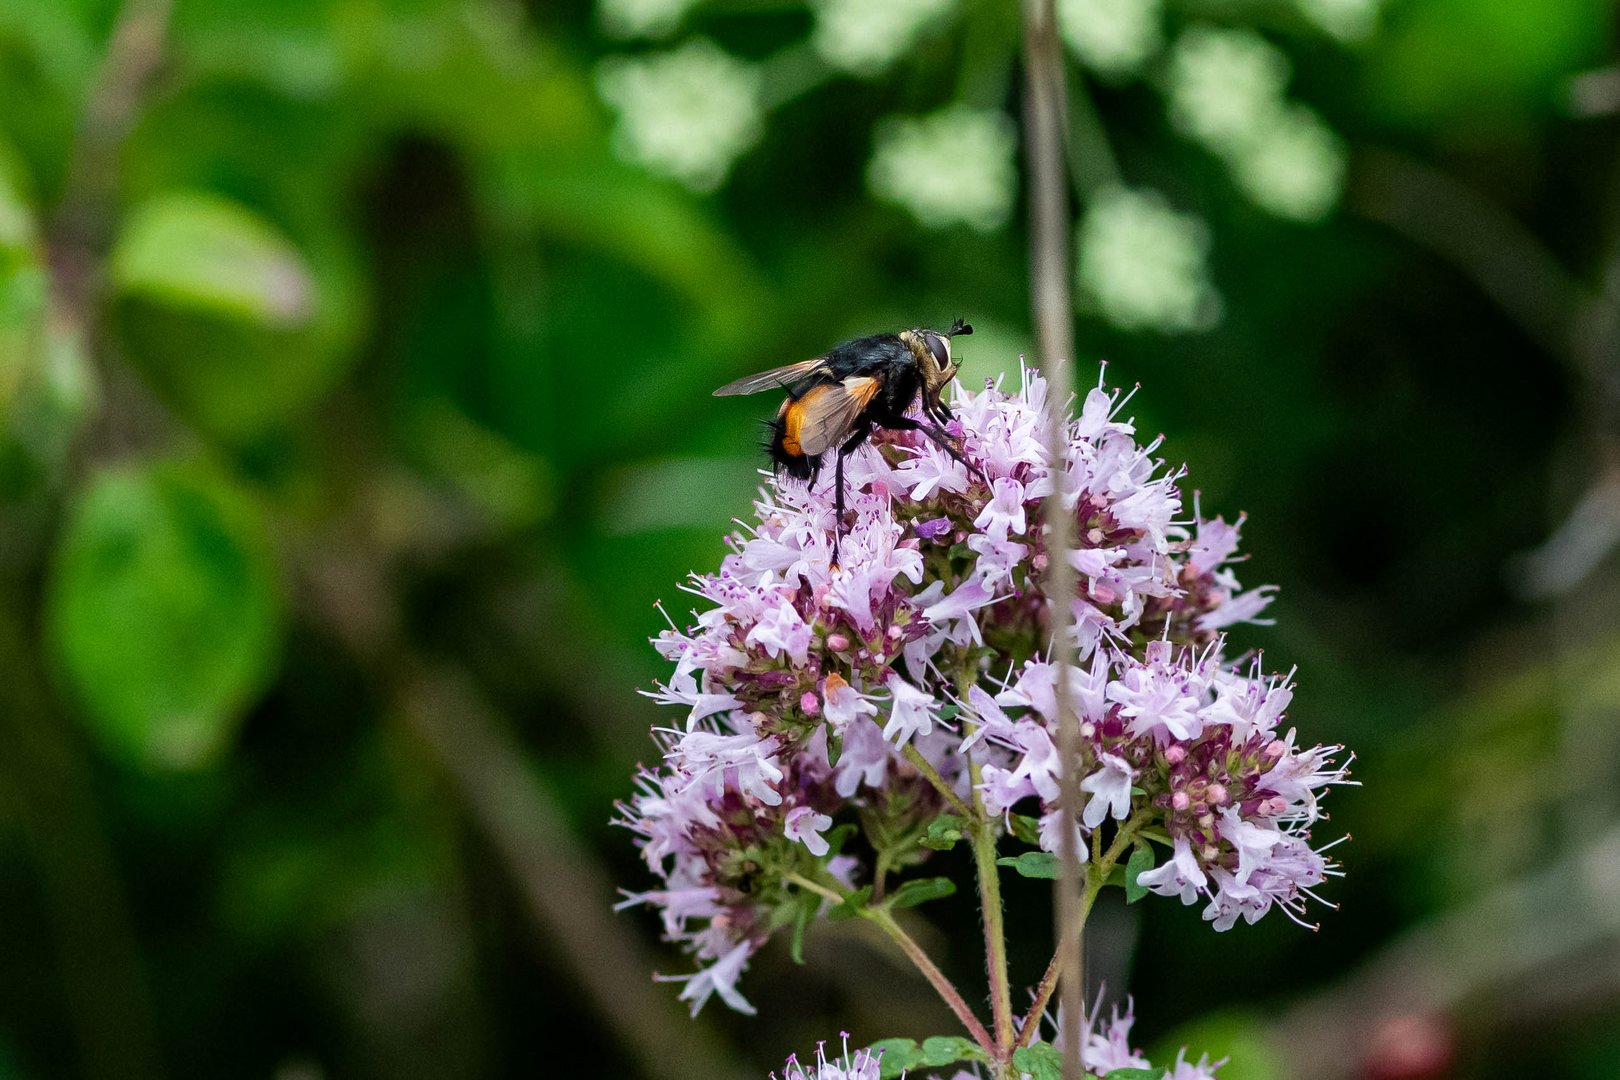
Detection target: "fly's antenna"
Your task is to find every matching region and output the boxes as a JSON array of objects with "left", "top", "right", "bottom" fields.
[{"left": 948, "top": 317, "right": 974, "bottom": 337}]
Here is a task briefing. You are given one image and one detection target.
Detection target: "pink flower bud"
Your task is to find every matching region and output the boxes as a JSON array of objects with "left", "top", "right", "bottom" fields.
[
  {"left": 826, "top": 633, "right": 850, "bottom": 651},
  {"left": 1164, "top": 745, "right": 1187, "bottom": 764},
  {"left": 1207, "top": 783, "right": 1228, "bottom": 805},
  {"left": 800, "top": 692, "right": 820, "bottom": 716},
  {"left": 1171, "top": 790, "right": 1190, "bottom": 811}
]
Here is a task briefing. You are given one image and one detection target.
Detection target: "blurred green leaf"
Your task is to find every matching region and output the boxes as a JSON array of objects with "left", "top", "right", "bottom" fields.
[
  {"left": 998, "top": 850, "right": 1061, "bottom": 879},
  {"left": 826, "top": 884, "right": 872, "bottom": 920},
  {"left": 1125, "top": 843, "right": 1155, "bottom": 903},
  {"left": 886, "top": 875, "right": 955, "bottom": 910},
  {"left": 479, "top": 144, "right": 770, "bottom": 318},
  {"left": 824, "top": 821, "right": 857, "bottom": 857},
  {"left": 1012, "top": 1041, "right": 1063, "bottom": 1080},
  {"left": 0, "top": 1, "right": 98, "bottom": 189},
  {"left": 109, "top": 191, "right": 358, "bottom": 439},
  {"left": 46, "top": 458, "right": 283, "bottom": 769},
  {"left": 918, "top": 1035, "right": 988, "bottom": 1066},
  {"left": 1009, "top": 812, "right": 1042, "bottom": 845},
  {"left": 870, "top": 1038, "right": 923, "bottom": 1078},
  {"left": 112, "top": 191, "right": 315, "bottom": 327},
  {"left": 919, "top": 812, "right": 964, "bottom": 851},
  {"left": 0, "top": 137, "right": 44, "bottom": 411},
  {"left": 787, "top": 889, "right": 815, "bottom": 964},
  {"left": 0, "top": 138, "right": 91, "bottom": 500}
]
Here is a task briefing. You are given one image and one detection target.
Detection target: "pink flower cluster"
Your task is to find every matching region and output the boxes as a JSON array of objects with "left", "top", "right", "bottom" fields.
[
  {"left": 771, "top": 999, "right": 1222, "bottom": 1080},
  {"left": 772, "top": 1033, "right": 883, "bottom": 1080},
  {"left": 617, "top": 365, "right": 1350, "bottom": 1015}
]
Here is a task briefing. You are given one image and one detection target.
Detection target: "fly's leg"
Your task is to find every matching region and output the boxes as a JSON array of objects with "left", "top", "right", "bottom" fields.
[
  {"left": 882, "top": 414, "right": 985, "bottom": 484},
  {"left": 830, "top": 421, "right": 871, "bottom": 568}
]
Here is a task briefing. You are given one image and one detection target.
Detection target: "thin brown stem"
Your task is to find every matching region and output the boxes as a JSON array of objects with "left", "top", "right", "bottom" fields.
[
  {"left": 788, "top": 870, "right": 996, "bottom": 1054},
  {"left": 870, "top": 907, "right": 997, "bottom": 1053},
  {"left": 1022, "top": 0, "right": 1085, "bottom": 1074},
  {"left": 54, "top": 0, "right": 174, "bottom": 245}
]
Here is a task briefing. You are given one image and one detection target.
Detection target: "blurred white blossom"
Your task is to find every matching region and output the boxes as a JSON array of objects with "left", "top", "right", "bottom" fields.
[
  {"left": 1296, "top": 0, "right": 1383, "bottom": 43},
  {"left": 1228, "top": 104, "right": 1346, "bottom": 221},
  {"left": 1166, "top": 26, "right": 1346, "bottom": 223},
  {"left": 867, "top": 106, "right": 1017, "bottom": 232},
  {"left": 1167, "top": 26, "right": 1290, "bottom": 155},
  {"left": 1057, "top": 0, "right": 1162, "bottom": 79},
  {"left": 1077, "top": 187, "right": 1222, "bottom": 333},
  {"left": 596, "top": 0, "right": 700, "bottom": 39},
  {"left": 811, "top": 0, "right": 956, "bottom": 76},
  {"left": 596, "top": 40, "right": 763, "bottom": 192}
]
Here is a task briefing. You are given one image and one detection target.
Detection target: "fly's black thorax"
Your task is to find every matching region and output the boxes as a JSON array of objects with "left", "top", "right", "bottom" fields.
[{"left": 823, "top": 334, "right": 921, "bottom": 419}]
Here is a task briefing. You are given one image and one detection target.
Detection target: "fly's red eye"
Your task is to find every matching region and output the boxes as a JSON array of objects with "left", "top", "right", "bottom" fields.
[{"left": 924, "top": 332, "right": 950, "bottom": 369}]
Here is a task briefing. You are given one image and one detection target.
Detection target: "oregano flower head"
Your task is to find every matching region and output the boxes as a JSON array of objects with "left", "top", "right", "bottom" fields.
[{"left": 617, "top": 364, "right": 1352, "bottom": 1021}]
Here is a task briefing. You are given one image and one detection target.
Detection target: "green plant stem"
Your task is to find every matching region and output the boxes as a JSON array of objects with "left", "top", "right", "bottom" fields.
[
  {"left": 1016, "top": 810, "right": 1152, "bottom": 1048},
  {"left": 869, "top": 907, "right": 997, "bottom": 1054},
  {"left": 971, "top": 821, "right": 1016, "bottom": 1053},
  {"left": 903, "top": 743, "right": 974, "bottom": 819},
  {"left": 784, "top": 871, "right": 846, "bottom": 906},
  {"left": 786, "top": 870, "right": 996, "bottom": 1054}
]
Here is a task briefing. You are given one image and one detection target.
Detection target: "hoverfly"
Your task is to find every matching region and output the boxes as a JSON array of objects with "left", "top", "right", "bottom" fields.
[{"left": 713, "top": 319, "right": 982, "bottom": 564}]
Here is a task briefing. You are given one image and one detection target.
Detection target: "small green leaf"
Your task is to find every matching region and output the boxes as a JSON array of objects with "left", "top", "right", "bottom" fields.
[
  {"left": 1012, "top": 1041, "right": 1063, "bottom": 1080},
  {"left": 112, "top": 192, "right": 315, "bottom": 327},
  {"left": 886, "top": 876, "right": 956, "bottom": 910},
  {"left": 46, "top": 459, "right": 283, "bottom": 769},
  {"left": 0, "top": 177, "right": 44, "bottom": 412},
  {"left": 1104, "top": 1069, "right": 1168, "bottom": 1079},
  {"left": 868, "top": 1038, "right": 922, "bottom": 1078},
  {"left": 1125, "top": 843, "right": 1156, "bottom": 903},
  {"left": 919, "top": 813, "right": 964, "bottom": 851},
  {"left": 788, "top": 890, "right": 815, "bottom": 964},
  {"left": 824, "top": 822, "right": 858, "bottom": 857},
  {"left": 1009, "top": 813, "right": 1042, "bottom": 845},
  {"left": 826, "top": 885, "right": 872, "bottom": 921},
  {"left": 918, "top": 1035, "right": 988, "bottom": 1066},
  {"left": 108, "top": 191, "right": 359, "bottom": 440},
  {"left": 827, "top": 731, "right": 843, "bottom": 768},
  {"left": 936, "top": 704, "right": 961, "bottom": 721},
  {"left": 998, "top": 851, "right": 1062, "bottom": 879}
]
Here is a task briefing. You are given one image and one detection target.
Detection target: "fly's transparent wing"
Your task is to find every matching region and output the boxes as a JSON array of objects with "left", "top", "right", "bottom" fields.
[{"left": 712, "top": 357, "right": 825, "bottom": 396}]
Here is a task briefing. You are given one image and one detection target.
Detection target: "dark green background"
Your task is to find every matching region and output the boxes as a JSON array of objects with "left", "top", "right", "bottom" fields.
[{"left": 1, "top": 1, "right": 1617, "bottom": 1077}]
